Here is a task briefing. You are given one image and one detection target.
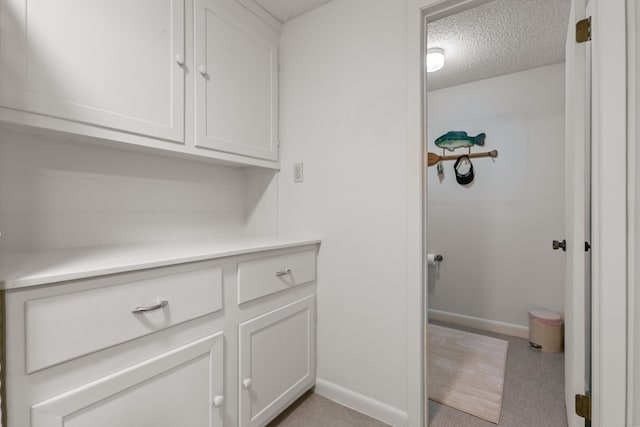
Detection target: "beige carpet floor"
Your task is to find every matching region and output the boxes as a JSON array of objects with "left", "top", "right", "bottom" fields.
[
  {"left": 268, "top": 391, "right": 388, "bottom": 427},
  {"left": 428, "top": 321, "right": 567, "bottom": 427},
  {"left": 428, "top": 324, "right": 509, "bottom": 423},
  {"left": 267, "top": 322, "right": 567, "bottom": 427}
]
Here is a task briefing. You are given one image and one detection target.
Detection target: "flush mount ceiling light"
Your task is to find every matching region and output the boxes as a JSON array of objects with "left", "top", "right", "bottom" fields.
[{"left": 426, "top": 48, "right": 445, "bottom": 73}]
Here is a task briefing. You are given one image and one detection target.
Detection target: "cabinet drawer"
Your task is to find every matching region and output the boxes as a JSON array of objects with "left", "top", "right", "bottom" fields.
[
  {"left": 237, "top": 250, "right": 316, "bottom": 304},
  {"left": 25, "top": 262, "right": 223, "bottom": 373}
]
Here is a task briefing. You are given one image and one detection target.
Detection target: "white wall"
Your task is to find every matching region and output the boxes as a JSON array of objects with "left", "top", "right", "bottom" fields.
[
  {"left": 635, "top": 136, "right": 640, "bottom": 427},
  {"left": 632, "top": 1, "right": 640, "bottom": 423},
  {"left": 634, "top": 122, "right": 640, "bottom": 427},
  {"left": 635, "top": 87, "right": 640, "bottom": 426},
  {"left": 0, "top": 131, "right": 277, "bottom": 251},
  {"left": 426, "top": 64, "right": 566, "bottom": 328},
  {"left": 278, "top": 0, "right": 409, "bottom": 423}
]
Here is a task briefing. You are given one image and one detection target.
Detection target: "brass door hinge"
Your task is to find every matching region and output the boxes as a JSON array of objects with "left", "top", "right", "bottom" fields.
[
  {"left": 575, "top": 394, "right": 592, "bottom": 420},
  {"left": 576, "top": 17, "right": 592, "bottom": 43}
]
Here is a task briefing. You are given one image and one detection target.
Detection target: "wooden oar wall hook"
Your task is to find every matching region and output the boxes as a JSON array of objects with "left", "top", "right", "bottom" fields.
[
  {"left": 428, "top": 131, "right": 498, "bottom": 171},
  {"left": 427, "top": 149, "right": 498, "bottom": 167}
]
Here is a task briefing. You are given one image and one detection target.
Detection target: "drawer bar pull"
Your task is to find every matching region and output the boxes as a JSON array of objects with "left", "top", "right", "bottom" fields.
[
  {"left": 132, "top": 300, "right": 168, "bottom": 314},
  {"left": 276, "top": 269, "right": 292, "bottom": 277}
]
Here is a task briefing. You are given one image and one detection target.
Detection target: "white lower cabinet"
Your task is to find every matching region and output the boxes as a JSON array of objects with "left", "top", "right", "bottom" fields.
[
  {"left": 1, "top": 243, "right": 318, "bottom": 427},
  {"left": 239, "top": 296, "right": 316, "bottom": 427},
  {"left": 31, "top": 333, "right": 225, "bottom": 427}
]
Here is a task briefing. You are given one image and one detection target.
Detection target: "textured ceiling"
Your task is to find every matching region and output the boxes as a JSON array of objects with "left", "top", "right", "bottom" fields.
[
  {"left": 427, "top": 0, "right": 571, "bottom": 91},
  {"left": 254, "top": 0, "right": 333, "bottom": 22}
]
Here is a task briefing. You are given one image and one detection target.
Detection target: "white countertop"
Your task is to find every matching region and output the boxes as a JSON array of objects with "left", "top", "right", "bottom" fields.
[{"left": 0, "top": 237, "right": 321, "bottom": 289}]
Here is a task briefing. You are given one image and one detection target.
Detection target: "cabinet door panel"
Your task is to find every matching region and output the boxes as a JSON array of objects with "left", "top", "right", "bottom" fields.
[
  {"left": 239, "top": 296, "right": 315, "bottom": 427},
  {"left": 194, "top": 0, "right": 278, "bottom": 161},
  {"left": 0, "top": 0, "right": 185, "bottom": 142},
  {"left": 31, "top": 332, "right": 224, "bottom": 427}
]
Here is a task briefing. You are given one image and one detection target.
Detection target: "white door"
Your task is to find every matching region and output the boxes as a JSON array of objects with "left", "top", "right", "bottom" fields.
[
  {"left": 194, "top": 0, "right": 279, "bottom": 161},
  {"left": 563, "top": 0, "right": 591, "bottom": 425},
  {"left": 238, "top": 296, "right": 315, "bottom": 427},
  {"left": 0, "top": 0, "right": 185, "bottom": 143},
  {"left": 31, "top": 333, "right": 224, "bottom": 427}
]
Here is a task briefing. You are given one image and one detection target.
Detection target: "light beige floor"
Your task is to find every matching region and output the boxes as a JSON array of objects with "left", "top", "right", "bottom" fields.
[
  {"left": 267, "top": 391, "right": 389, "bottom": 427},
  {"left": 269, "top": 322, "right": 566, "bottom": 427},
  {"left": 428, "top": 321, "right": 567, "bottom": 427}
]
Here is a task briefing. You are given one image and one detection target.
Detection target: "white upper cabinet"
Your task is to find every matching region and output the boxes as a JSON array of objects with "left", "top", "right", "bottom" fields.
[
  {"left": 194, "top": 0, "right": 279, "bottom": 161},
  {"left": 0, "top": 0, "right": 186, "bottom": 143},
  {"left": 0, "top": 0, "right": 281, "bottom": 167}
]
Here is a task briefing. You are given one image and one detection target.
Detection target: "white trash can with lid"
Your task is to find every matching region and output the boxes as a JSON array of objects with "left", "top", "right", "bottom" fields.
[{"left": 528, "top": 309, "right": 563, "bottom": 352}]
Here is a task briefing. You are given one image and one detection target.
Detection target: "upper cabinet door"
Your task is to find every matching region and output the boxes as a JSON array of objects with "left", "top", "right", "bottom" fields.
[
  {"left": 0, "top": 0, "right": 185, "bottom": 143},
  {"left": 194, "top": 0, "right": 279, "bottom": 161}
]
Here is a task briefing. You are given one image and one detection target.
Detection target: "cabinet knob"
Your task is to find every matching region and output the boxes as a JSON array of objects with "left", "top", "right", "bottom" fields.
[
  {"left": 242, "top": 378, "right": 252, "bottom": 389},
  {"left": 198, "top": 65, "right": 208, "bottom": 76},
  {"left": 213, "top": 395, "right": 224, "bottom": 407},
  {"left": 175, "top": 54, "right": 185, "bottom": 66}
]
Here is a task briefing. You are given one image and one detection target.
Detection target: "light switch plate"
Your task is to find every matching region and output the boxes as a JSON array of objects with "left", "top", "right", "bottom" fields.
[{"left": 293, "top": 163, "right": 303, "bottom": 183}]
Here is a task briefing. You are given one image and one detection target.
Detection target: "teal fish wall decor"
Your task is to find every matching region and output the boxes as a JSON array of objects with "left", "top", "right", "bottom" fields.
[{"left": 435, "top": 131, "right": 486, "bottom": 152}]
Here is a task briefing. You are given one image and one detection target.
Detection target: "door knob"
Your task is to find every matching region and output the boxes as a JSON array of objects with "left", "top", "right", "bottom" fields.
[
  {"left": 242, "top": 378, "right": 252, "bottom": 389},
  {"left": 552, "top": 239, "right": 566, "bottom": 251}
]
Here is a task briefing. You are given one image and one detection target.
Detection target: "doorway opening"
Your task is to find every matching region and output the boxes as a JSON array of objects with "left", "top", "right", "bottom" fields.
[{"left": 419, "top": 0, "right": 591, "bottom": 426}]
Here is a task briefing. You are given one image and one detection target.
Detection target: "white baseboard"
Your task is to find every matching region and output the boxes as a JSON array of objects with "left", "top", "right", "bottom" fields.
[
  {"left": 314, "top": 378, "right": 408, "bottom": 427},
  {"left": 428, "top": 309, "right": 529, "bottom": 339}
]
